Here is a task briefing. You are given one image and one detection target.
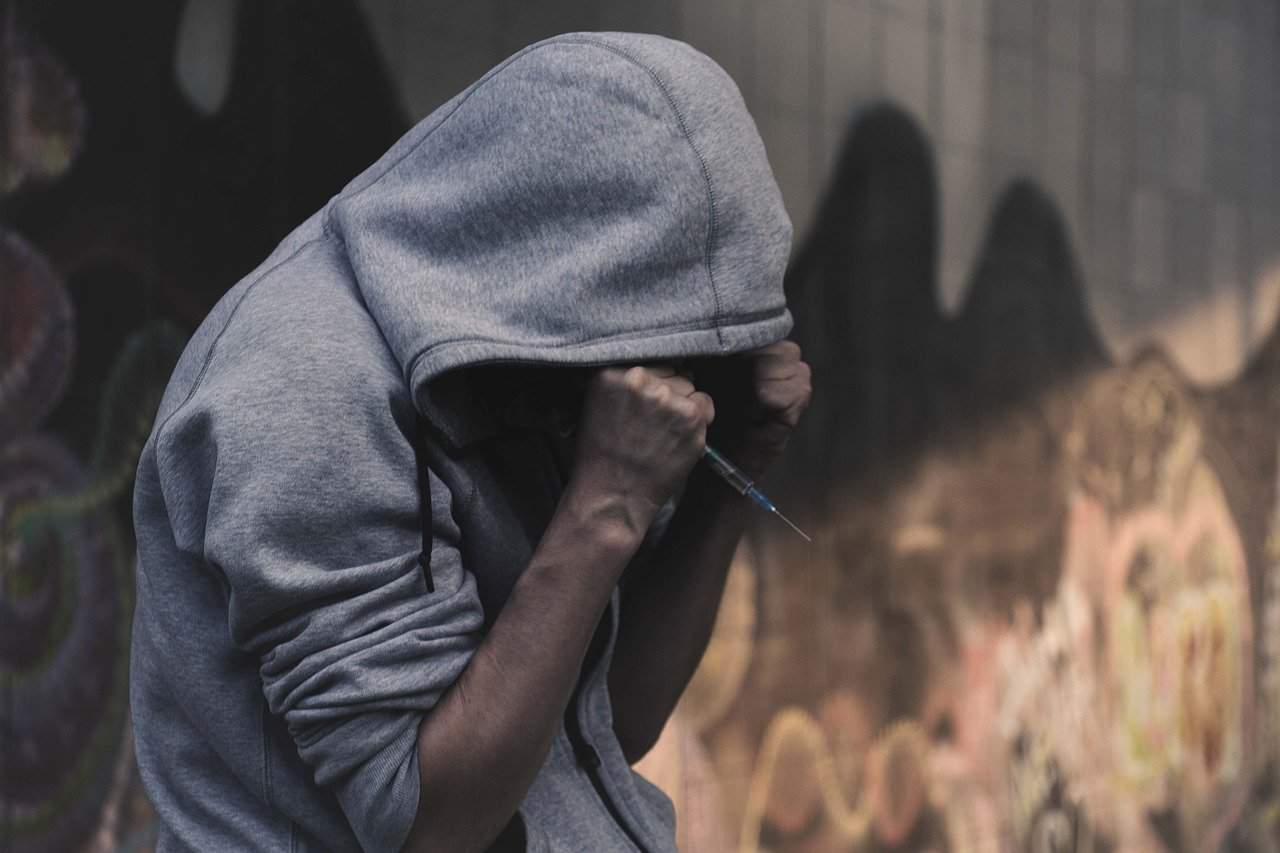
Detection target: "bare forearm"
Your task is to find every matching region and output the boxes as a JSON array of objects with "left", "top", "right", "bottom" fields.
[
  {"left": 402, "top": 481, "right": 645, "bottom": 853},
  {"left": 607, "top": 462, "right": 750, "bottom": 762}
]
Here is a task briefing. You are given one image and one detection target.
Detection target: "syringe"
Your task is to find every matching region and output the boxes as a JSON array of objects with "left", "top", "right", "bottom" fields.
[{"left": 701, "top": 444, "right": 812, "bottom": 543}]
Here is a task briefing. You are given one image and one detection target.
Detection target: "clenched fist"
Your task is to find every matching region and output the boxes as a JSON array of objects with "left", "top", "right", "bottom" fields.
[
  {"left": 569, "top": 364, "right": 716, "bottom": 535},
  {"left": 685, "top": 339, "right": 813, "bottom": 482}
]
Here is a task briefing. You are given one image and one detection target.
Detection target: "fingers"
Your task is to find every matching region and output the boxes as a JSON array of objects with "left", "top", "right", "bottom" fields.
[
  {"left": 756, "top": 377, "right": 808, "bottom": 411},
  {"left": 737, "top": 341, "right": 810, "bottom": 392},
  {"left": 757, "top": 361, "right": 812, "bottom": 393},
  {"left": 692, "top": 390, "right": 715, "bottom": 425},
  {"left": 747, "top": 343, "right": 812, "bottom": 423},
  {"left": 755, "top": 361, "right": 811, "bottom": 385},
  {"left": 748, "top": 342, "right": 810, "bottom": 383},
  {"left": 655, "top": 375, "right": 708, "bottom": 428},
  {"left": 664, "top": 375, "right": 696, "bottom": 398},
  {"left": 744, "top": 339, "right": 802, "bottom": 364},
  {"left": 615, "top": 365, "right": 712, "bottom": 420},
  {"left": 629, "top": 362, "right": 697, "bottom": 398},
  {"left": 624, "top": 351, "right": 811, "bottom": 420}
]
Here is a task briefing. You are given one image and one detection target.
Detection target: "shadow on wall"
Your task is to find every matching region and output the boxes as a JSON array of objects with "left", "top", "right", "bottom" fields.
[
  {"left": 638, "top": 102, "right": 1280, "bottom": 853},
  {"left": 0, "top": 1, "right": 408, "bottom": 850}
]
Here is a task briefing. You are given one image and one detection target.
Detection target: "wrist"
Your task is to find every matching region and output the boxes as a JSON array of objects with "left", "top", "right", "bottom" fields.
[{"left": 560, "top": 475, "right": 655, "bottom": 554}]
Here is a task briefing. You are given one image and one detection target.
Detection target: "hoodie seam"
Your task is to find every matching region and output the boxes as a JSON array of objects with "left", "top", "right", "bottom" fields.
[
  {"left": 159, "top": 34, "right": 740, "bottom": 447},
  {"left": 156, "top": 35, "right": 561, "bottom": 440},
  {"left": 553, "top": 37, "right": 726, "bottom": 350},
  {"left": 153, "top": 234, "right": 332, "bottom": 441},
  {"left": 408, "top": 305, "right": 786, "bottom": 372},
  {"left": 324, "top": 33, "right": 729, "bottom": 363},
  {"left": 410, "top": 300, "right": 784, "bottom": 450},
  {"left": 318, "top": 43, "right": 551, "bottom": 229}
]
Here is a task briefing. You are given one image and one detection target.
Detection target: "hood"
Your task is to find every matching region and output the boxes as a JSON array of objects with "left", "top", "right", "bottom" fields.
[{"left": 324, "top": 31, "right": 794, "bottom": 450}]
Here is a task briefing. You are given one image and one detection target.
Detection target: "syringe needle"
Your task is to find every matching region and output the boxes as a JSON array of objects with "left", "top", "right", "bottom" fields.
[
  {"left": 771, "top": 506, "right": 812, "bottom": 543},
  {"left": 702, "top": 444, "right": 812, "bottom": 543}
]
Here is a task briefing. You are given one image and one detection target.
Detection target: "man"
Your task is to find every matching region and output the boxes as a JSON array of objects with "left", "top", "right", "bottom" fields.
[{"left": 131, "top": 30, "right": 811, "bottom": 852}]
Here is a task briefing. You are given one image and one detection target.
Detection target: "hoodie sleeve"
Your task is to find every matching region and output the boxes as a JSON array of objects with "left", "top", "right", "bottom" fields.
[{"left": 153, "top": 279, "right": 485, "bottom": 852}]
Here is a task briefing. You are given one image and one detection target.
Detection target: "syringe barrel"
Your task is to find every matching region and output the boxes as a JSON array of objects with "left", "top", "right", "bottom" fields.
[{"left": 702, "top": 444, "right": 754, "bottom": 494}]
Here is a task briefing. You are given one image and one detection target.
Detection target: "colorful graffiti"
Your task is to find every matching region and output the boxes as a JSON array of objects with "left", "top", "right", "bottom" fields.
[
  {"left": 0, "top": 1, "right": 406, "bottom": 848},
  {"left": 0, "top": 192, "right": 183, "bottom": 852},
  {"left": 638, "top": 104, "right": 1280, "bottom": 853},
  {"left": 0, "top": 22, "right": 186, "bottom": 847}
]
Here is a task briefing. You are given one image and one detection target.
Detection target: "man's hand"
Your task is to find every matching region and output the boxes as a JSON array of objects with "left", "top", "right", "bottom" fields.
[
  {"left": 569, "top": 364, "right": 717, "bottom": 538},
  {"left": 688, "top": 339, "right": 813, "bottom": 481}
]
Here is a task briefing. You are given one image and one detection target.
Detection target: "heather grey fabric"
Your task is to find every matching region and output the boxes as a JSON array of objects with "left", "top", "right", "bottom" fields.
[{"left": 131, "top": 30, "right": 792, "bottom": 852}]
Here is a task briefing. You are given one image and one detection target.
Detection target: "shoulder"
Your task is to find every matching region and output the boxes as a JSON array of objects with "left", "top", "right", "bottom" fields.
[{"left": 159, "top": 233, "right": 412, "bottom": 440}]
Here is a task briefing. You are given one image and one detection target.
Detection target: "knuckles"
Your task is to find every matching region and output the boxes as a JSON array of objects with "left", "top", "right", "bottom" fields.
[
  {"left": 596, "top": 364, "right": 715, "bottom": 433},
  {"left": 620, "top": 365, "right": 649, "bottom": 391},
  {"left": 670, "top": 396, "right": 704, "bottom": 428}
]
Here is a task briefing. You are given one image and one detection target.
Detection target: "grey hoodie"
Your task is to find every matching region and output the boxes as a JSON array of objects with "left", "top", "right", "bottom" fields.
[{"left": 130, "top": 31, "right": 793, "bottom": 852}]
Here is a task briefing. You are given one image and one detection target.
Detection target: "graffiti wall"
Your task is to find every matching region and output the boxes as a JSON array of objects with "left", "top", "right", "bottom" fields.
[
  {"left": 0, "top": 1, "right": 407, "bottom": 849},
  {"left": 3, "top": 0, "right": 1278, "bottom": 851},
  {"left": 635, "top": 104, "right": 1280, "bottom": 852}
]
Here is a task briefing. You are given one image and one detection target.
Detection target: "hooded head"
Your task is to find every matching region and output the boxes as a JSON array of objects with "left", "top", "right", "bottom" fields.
[{"left": 324, "top": 31, "right": 794, "bottom": 451}]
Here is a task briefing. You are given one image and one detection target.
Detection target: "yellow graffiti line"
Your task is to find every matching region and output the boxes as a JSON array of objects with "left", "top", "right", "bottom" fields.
[{"left": 738, "top": 706, "right": 873, "bottom": 853}]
